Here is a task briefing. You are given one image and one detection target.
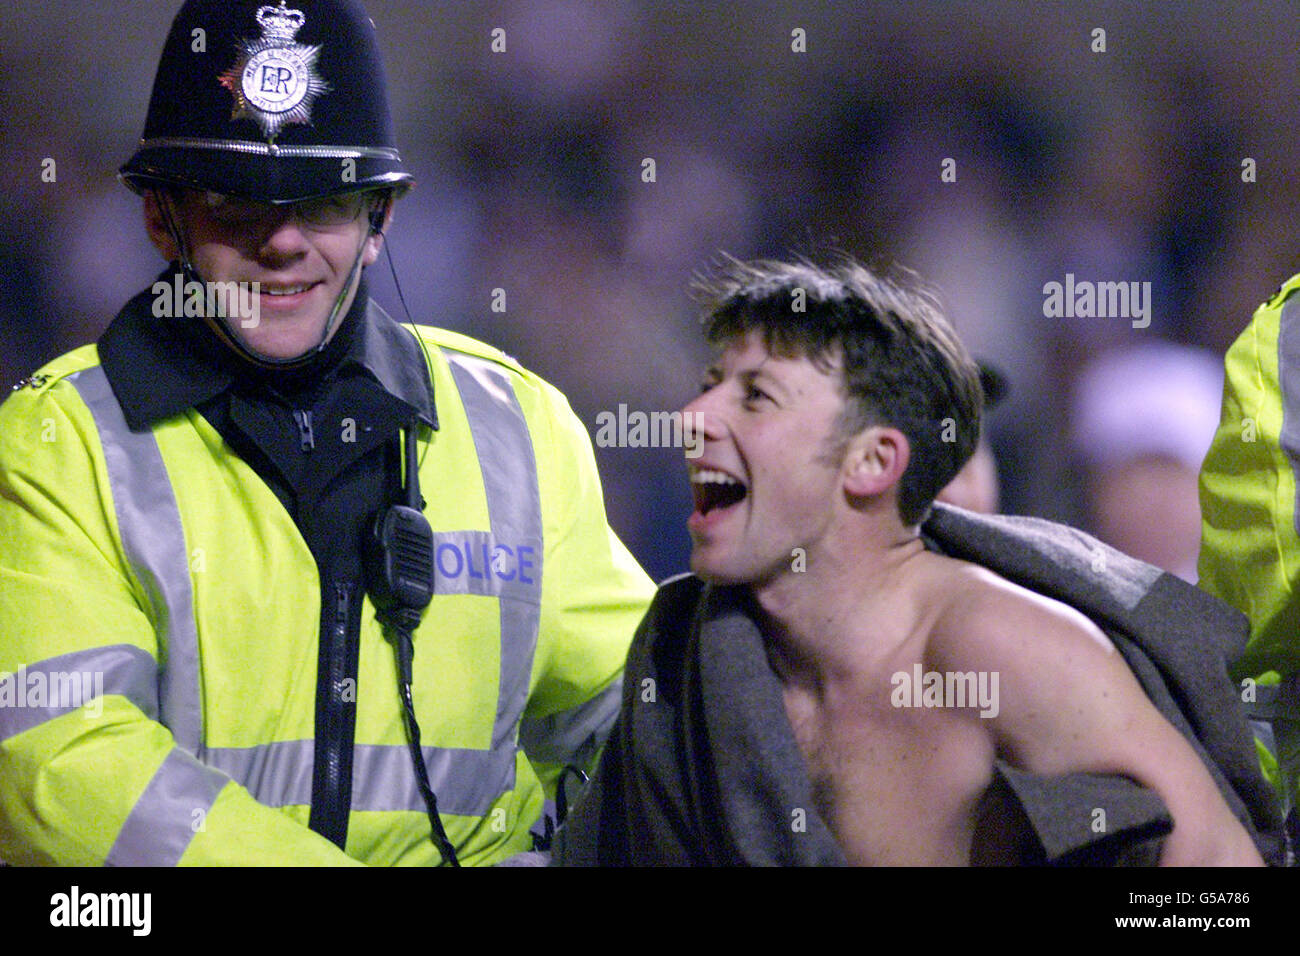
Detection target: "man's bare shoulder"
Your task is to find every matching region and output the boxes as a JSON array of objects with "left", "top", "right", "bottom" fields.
[
  {"left": 911, "top": 552, "right": 1142, "bottom": 772},
  {"left": 900, "top": 553, "right": 1264, "bottom": 865},
  {"left": 912, "top": 552, "right": 1117, "bottom": 680}
]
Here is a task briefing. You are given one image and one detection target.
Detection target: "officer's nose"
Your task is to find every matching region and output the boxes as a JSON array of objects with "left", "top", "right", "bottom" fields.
[{"left": 256, "top": 209, "right": 311, "bottom": 261}]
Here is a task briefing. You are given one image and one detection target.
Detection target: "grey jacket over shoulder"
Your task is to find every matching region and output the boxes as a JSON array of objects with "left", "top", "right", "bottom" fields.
[{"left": 553, "top": 504, "right": 1285, "bottom": 866}]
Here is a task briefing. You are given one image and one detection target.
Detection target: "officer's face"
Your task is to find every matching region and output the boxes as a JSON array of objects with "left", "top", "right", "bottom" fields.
[{"left": 145, "top": 190, "right": 389, "bottom": 361}]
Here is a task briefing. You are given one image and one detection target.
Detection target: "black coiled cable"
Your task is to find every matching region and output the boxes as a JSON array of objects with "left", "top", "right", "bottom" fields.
[{"left": 381, "top": 606, "right": 460, "bottom": 867}]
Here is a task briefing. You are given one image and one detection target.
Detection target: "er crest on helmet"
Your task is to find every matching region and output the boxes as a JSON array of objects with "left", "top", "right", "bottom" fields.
[{"left": 219, "top": 1, "right": 332, "bottom": 141}]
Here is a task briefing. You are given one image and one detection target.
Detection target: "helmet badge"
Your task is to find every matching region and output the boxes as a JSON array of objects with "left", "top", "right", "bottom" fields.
[{"left": 219, "top": 1, "right": 332, "bottom": 142}]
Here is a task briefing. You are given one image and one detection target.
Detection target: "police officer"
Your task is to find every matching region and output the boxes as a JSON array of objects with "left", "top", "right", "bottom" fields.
[
  {"left": 0, "top": 0, "right": 654, "bottom": 865},
  {"left": 1199, "top": 273, "right": 1300, "bottom": 860}
]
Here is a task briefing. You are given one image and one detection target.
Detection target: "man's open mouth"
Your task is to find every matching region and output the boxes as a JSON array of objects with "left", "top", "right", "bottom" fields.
[{"left": 690, "top": 468, "right": 748, "bottom": 515}]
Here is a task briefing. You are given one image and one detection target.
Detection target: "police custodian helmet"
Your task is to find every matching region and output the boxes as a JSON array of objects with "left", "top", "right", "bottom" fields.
[{"left": 120, "top": 0, "right": 412, "bottom": 204}]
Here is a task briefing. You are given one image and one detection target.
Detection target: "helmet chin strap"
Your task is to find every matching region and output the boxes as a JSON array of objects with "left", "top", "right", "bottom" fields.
[{"left": 155, "top": 188, "right": 372, "bottom": 372}]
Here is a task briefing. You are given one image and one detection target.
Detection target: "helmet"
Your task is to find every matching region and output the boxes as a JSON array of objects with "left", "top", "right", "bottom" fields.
[{"left": 120, "top": 0, "right": 412, "bottom": 204}]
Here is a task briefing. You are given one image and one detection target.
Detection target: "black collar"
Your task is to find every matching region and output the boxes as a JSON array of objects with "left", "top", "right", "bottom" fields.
[{"left": 98, "top": 269, "right": 437, "bottom": 433}]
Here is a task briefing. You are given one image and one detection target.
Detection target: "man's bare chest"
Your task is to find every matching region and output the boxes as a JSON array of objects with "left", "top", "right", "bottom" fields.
[{"left": 782, "top": 680, "right": 996, "bottom": 865}]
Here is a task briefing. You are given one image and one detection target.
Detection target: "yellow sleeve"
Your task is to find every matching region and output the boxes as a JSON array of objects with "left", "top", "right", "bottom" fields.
[
  {"left": 1198, "top": 277, "right": 1300, "bottom": 681},
  {"left": 1198, "top": 277, "right": 1300, "bottom": 813},
  {"left": 521, "top": 378, "right": 655, "bottom": 799}
]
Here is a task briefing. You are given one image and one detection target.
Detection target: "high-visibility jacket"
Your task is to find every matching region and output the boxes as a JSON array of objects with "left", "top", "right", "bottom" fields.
[
  {"left": 0, "top": 318, "right": 654, "bottom": 866},
  {"left": 1198, "top": 272, "right": 1300, "bottom": 816}
]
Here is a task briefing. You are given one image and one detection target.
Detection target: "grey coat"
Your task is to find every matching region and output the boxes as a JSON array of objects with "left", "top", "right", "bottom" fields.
[{"left": 553, "top": 504, "right": 1284, "bottom": 866}]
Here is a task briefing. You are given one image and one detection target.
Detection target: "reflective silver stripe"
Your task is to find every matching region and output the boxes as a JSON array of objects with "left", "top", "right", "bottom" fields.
[
  {"left": 431, "top": 530, "right": 540, "bottom": 599},
  {"left": 1277, "top": 298, "right": 1300, "bottom": 536},
  {"left": 203, "top": 741, "right": 314, "bottom": 809},
  {"left": 0, "top": 645, "right": 158, "bottom": 743},
  {"left": 204, "top": 741, "right": 515, "bottom": 815},
  {"left": 352, "top": 744, "right": 516, "bottom": 815},
  {"left": 69, "top": 367, "right": 202, "bottom": 754},
  {"left": 138, "top": 137, "right": 402, "bottom": 161},
  {"left": 519, "top": 677, "right": 622, "bottom": 765},
  {"left": 104, "top": 748, "right": 228, "bottom": 866},
  {"left": 444, "top": 352, "right": 545, "bottom": 758}
]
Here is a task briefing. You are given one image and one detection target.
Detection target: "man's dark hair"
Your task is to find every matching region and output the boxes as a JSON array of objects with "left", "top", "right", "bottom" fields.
[{"left": 694, "top": 255, "right": 983, "bottom": 526}]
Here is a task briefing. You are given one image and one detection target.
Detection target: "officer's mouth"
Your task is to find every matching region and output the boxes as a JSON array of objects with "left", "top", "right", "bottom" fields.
[{"left": 256, "top": 281, "right": 323, "bottom": 311}]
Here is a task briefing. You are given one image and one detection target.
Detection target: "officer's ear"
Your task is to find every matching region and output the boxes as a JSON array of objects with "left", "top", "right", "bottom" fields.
[
  {"left": 361, "top": 195, "right": 393, "bottom": 268},
  {"left": 143, "top": 190, "right": 181, "bottom": 262}
]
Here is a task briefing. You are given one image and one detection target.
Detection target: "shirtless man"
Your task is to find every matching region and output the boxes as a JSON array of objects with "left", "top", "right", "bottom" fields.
[{"left": 676, "top": 257, "right": 1262, "bottom": 866}]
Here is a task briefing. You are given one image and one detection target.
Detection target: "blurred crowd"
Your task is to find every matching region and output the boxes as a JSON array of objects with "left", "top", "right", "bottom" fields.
[{"left": 3, "top": 0, "right": 1299, "bottom": 582}]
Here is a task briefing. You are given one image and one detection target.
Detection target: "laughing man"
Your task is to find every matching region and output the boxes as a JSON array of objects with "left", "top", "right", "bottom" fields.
[{"left": 554, "top": 257, "right": 1275, "bottom": 866}]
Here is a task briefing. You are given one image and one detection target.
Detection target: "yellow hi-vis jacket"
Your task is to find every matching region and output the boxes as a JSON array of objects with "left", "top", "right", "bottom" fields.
[
  {"left": 0, "top": 323, "right": 654, "bottom": 865},
  {"left": 1199, "top": 272, "right": 1300, "bottom": 816}
]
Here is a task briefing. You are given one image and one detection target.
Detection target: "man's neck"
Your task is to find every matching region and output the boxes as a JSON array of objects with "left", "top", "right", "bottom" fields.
[{"left": 752, "top": 523, "right": 928, "bottom": 693}]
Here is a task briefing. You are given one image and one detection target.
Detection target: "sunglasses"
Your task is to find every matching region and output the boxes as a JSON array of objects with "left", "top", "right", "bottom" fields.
[{"left": 194, "top": 189, "right": 383, "bottom": 229}]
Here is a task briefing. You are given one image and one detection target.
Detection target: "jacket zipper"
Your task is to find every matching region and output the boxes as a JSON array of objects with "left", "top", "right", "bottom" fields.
[
  {"left": 308, "top": 579, "right": 358, "bottom": 849},
  {"left": 293, "top": 409, "right": 315, "bottom": 451},
  {"left": 324, "top": 582, "right": 350, "bottom": 813}
]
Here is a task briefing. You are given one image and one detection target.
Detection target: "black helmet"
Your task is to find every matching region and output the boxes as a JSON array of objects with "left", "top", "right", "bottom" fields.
[{"left": 120, "top": 0, "right": 412, "bottom": 204}]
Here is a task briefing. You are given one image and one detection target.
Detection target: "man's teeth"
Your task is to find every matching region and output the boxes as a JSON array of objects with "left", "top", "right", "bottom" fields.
[
  {"left": 691, "top": 469, "right": 740, "bottom": 486},
  {"left": 264, "top": 284, "right": 312, "bottom": 296}
]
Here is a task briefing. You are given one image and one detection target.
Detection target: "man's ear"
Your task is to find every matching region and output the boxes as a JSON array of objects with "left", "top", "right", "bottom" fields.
[
  {"left": 143, "top": 191, "right": 179, "bottom": 261},
  {"left": 842, "top": 425, "right": 910, "bottom": 499}
]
